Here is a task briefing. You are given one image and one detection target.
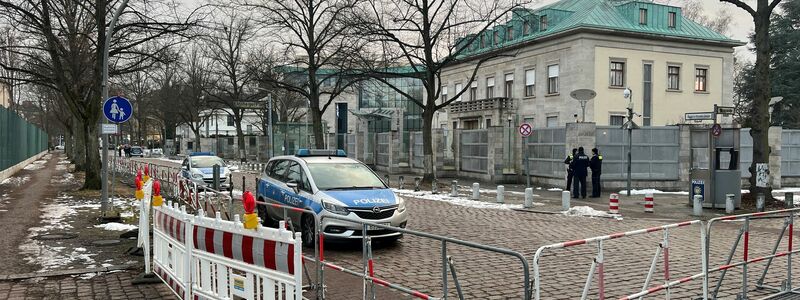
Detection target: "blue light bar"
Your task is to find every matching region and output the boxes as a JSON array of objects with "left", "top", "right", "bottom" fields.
[
  {"left": 295, "top": 149, "right": 347, "bottom": 157},
  {"left": 189, "top": 152, "right": 214, "bottom": 156}
]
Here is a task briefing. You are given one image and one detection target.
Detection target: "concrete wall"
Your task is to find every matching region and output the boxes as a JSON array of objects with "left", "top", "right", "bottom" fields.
[{"left": 0, "top": 151, "right": 46, "bottom": 182}]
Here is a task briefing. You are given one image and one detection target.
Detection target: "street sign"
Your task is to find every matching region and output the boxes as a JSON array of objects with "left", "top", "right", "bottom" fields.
[
  {"left": 518, "top": 123, "right": 532, "bottom": 137},
  {"left": 234, "top": 101, "right": 265, "bottom": 109},
  {"left": 711, "top": 123, "right": 722, "bottom": 137},
  {"left": 685, "top": 112, "right": 714, "bottom": 121},
  {"left": 103, "top": 96, "right": 132, "bottom": 123},
  {"left": 101, "top": 123, "right": 118, "bottom": 134},
  {"left": 716, "top": 106, "right": 735, "bottom": 115},
  {"left": 569, "top": 89, "right": 597, "bottom": 101}
]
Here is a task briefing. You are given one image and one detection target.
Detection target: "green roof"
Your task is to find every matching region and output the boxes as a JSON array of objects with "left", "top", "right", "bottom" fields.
[{"left": 457, "top": 0, "right": 744, "bottom": 58}]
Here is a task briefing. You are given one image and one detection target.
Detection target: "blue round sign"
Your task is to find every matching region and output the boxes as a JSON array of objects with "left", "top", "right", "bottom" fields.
[{"left": 103, "top": 96, "right": 132, "bottom": 123}]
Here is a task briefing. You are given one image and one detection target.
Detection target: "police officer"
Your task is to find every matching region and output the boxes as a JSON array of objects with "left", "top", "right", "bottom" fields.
[
  {"left": 572, "top": 147, "right": 590, "bottom": 199},
  {"left": 590, "top": 148, "right": 603, "bottom": 198},
  {"left": 564, "top": 148, "right": 577, "bottom": 191}
]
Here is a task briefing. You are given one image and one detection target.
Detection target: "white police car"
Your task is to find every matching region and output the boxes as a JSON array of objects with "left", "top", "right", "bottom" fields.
[
  {"left": 180, "top": 152, "right": 232, "bottom": 191},
  {"left": 256, "top": 149, "right": 408, "bottom": 246}
]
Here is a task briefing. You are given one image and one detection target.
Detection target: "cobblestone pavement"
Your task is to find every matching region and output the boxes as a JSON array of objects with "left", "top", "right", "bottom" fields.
[
  {"left": 0, "top": 271, "right": 177, "bottom": 300},
  {"left": 133, "top": 157, "right": 800, "bottom": 299}
]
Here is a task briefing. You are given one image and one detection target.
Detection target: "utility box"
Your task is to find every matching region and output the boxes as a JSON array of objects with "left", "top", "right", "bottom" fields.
[{"left": 689, "top": 124, "right": 741, "bottom": 209}]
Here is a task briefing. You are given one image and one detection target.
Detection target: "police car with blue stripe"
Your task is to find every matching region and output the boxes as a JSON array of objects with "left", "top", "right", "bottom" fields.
[
  {"left": 256, "top": 149, "right": 408, "bottom": 246},
  {"left": 180, "top": 152, "right": 232, "bottom": 191}
]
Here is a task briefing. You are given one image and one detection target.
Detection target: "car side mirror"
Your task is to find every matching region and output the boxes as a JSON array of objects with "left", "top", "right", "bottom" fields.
[
  {"left": 181, "top": 166, "right": 188, "bottom": 170},
  {"left": 286, "top": 181, "right": 300, "bottom": 194}
]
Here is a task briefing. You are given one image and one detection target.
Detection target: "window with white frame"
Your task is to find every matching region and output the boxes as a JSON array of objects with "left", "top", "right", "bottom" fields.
[
  {"left": 486, "top": 77, "right": 495, "bottom": 98},
  {"left": 441, "top": 86, "right": 448, "bottom": 103},
  {"left": 547, "top": 65, "right": 559, "bottom": 94},
  {"left": 455, "top": 83, "right": 463, "bottom": 101},
  {"left": 668, "top": 12, "right": 677, "bottom": 28},
  {"left": 609, "top": 115, "right": 625, "bottom": 126},
  {"left": 525, "top": 69, "right": 535, "bottom": 97},
  {"left": 504, "top": 73, "right": 514, "bottom": 98},
  {"left": 667, "top": 66, "right": 680, "bottom": 90},
  {"left": 610, "top": 61, "right": 625, "bottom": 87},
  {"left": 695, "top": 68, "right": 708, "bottom": 92},
  {"left": 469, "top": 81, "right": 477, "bottom": 101},
  {"left": 639, "top": 8, "right": 648, "bottom": 25},
  {"left": 546, "top": 116, "right": 558, "bottom": 127},
  {"left": 540, "top": 15, "right": 548, "bottom": 31}
]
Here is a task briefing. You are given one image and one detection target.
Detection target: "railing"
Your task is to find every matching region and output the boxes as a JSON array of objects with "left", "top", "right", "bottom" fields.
[{"left": 448, "top": 97, "right": 514, "bottom": 114}]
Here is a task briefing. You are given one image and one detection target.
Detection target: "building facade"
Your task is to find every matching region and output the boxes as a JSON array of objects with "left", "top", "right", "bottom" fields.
[
  {"left": 0, "top": 80, "right": 10, "bottom": 108},
  {"left": 440, "top": 0, "right": 743, "bottom": 129}
]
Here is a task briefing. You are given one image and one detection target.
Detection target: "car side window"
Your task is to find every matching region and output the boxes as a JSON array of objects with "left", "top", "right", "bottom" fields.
[
  {"left": 286, "top": 162, "right": 302, "bottom": 185},
  {"left": 270, "top": 160, "right": 289, "bottom": 181},
  {"left": 182, "top": 159, "right": 189, "bottom": 168},
  {"left": 264, "top": 161, "right": 274, "bottom": 175},
  {"left": 301, "top": 170, "right": 312, "bottom": 192}
]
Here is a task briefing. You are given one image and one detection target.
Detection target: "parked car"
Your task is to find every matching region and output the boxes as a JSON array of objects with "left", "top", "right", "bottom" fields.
[
  {"left": 151, "top": 148, "right": 164, "bottom": 156},
  {"left": 256, "top": 149, "right": 408, "bottom": 246},
  {"left": 180, "top": 152, "right": 232, "bottom": 191},
  {"left": 54, "top": 145, "right": 64, "bottom": 150},
  {"left": 129, "top": 146, "right": 144, "bottom": 157}
]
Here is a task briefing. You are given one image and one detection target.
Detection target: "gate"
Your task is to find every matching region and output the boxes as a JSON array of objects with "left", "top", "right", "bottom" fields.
[
  {"left": 376, "top": 133, "right": 390, "bottom": 167},
  {"left": 526, "top": 127, "right": 566, "bottom": 177},
  {"left": 459, "top": 129, "right": 488, "bottom": 173},
  {"left": 595, "top": 126, "right": 680, "bottom": 180}
]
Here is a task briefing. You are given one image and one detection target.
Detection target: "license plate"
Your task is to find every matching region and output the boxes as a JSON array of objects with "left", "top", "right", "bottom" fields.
[{"left": 366, "top": 223, "right": 390, "bottom": 231}]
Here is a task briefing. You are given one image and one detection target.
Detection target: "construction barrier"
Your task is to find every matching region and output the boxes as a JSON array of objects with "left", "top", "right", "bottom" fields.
[
  {"left": 533, "top": 220, "right": 704, "bottom": 300},
  {"left": 609, "top": 193, "right": 619, "bottom": 214},
  {"left": 644, "top": 193, "right": 654, "bottom": 213}
]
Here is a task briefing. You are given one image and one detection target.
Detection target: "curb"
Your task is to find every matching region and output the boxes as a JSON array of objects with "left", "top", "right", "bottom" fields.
[{"left": 0, "top": 263, "right": 139, "bottom": 281}]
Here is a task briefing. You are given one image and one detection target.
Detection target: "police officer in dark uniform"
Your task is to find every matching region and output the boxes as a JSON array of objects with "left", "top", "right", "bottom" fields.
[
  {"left": 572, "top": 147, "right": 590, "bottom": 199},
  {"left": 564, "top": 148, "right": 577, "bottom": 191},
  {"left": 590, "top": 148, "right": 603, "bottom": 198}
]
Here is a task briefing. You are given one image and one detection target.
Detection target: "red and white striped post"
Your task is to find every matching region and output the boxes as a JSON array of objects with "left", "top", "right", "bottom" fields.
[
  {"left": 644, "top": 193, "right": 654, "bottom": 213},
  {"left": 609, "top": 193, "right": 619, "bottom": 214}
]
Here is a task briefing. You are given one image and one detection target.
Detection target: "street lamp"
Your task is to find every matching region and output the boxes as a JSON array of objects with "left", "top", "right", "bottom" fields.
[{"left": 623, "top": 87, "right": 633, "bottom": 196}]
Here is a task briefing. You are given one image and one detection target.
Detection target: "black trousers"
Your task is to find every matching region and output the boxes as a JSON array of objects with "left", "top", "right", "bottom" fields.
[
  {"left": 591, "top": 174, "right": 601, "bottom": 197},
  {"left": 566, "top": 172, "right": 573, "bottom": 192},
  {"left": 573, "top": 175, "right": 587, "bottom": 198}
]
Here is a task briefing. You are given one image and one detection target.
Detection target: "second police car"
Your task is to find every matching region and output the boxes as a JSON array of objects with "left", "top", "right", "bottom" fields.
[
  {"left": 256, "top": 149, "right": 408, "bottom": 246},
  {"left": 180, "top": 152, "right": 233, "bottom": 191}
]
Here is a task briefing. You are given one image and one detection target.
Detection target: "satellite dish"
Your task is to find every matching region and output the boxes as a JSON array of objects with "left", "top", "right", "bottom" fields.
[{"left": 570, "top": 89, "right": 597, "bottom": 101}]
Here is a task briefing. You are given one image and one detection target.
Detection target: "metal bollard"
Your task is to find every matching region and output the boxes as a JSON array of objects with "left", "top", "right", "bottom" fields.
[
  {"left": 398, "top": 176, "right": 405, "bottom": 190},
  {"left": 450, "top": 180, "right": 458, "bottom": 197},
  {"left": 524, "top": 188, "right": 534, "bottom": 208},
  {"left": 471, "top": 183, "right": 480, "bottom": 200},
  {"left": 496, "top": 185, "right": 504, "bottom": 203},
  {"left": 693, "top": 195, "right": 703, "bottom": 216},
  {"left": 609, "top": 193, "right": 619, "bottom": 214},
  {"left": 562, "top": 191, "right": 570, "bottom": 211},
  {"left": 756, "top": 193, "right": 765, "bottom": 212},
  {"left": 644, "top": 193, "right": 654, "bottom": 213},
  {"left": 414, "top": 177, "right": 421, "bottom": 192},
  {"left": 242, "top": 175, "right": 246, "bottom": 192},
  {"left": 432, "top": 179, "right": 439, "bottom": 194},
  {"left": 725, "top": 194, "right": 735, "bottom": 214},
  {"left": 786, "top": 192, "right": 794, "bottom": 209}
]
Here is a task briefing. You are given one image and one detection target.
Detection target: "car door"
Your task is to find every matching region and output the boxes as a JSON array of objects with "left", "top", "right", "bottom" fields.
[
  {"left": 261, "top": 160, "right": 290, "bottom": 221},
  {"left": 283, "top": 161, "right": 315, "bottom": 223}
]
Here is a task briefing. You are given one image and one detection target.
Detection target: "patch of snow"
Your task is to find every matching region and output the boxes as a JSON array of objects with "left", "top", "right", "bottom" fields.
[
  {"left": 50, "top": 172, "right": 75, "bottom": 184},
  {"left": 24, "top": 160, "right": 47, "bottom": 170},
  {"left": 773, "top": 187, "right": 800, "bottom": 194},
  {"left": 19, "top": 240, "right": 96, "bottom": 272},
  {"left": 1, "top": 175, "right": 31, "bottom": 186},
  {"left": 393, "top": 189, "right": 542, "bottom": 210},
  {"left": 562, "top": 206, "right": 623, "bottom": 220},
  {"left": 157, "top": 157, "right": 184, "bottom": 164},
  {"left": 120, "top": 211, "right": 134, "bottom": 218},
  {"left": 619, "top": 189, "right": 689, "bottom": 195},
  {"left": 76, "top": 272, "right": 98, "bottom": 280},
  {"left": 547, "top": 188, "right": 563, "bottom": 192},
  {"left": 94, "top": 222, "right": 137, "bottom": 231},
  {"left": 55, "top": 164, "right": 68, "bottom": 171},
  {"left": 57, "top": 159, "right": 71, "bottom": 165}
]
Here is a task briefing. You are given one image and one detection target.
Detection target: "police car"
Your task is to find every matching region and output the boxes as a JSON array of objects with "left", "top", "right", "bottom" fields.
[
  {"left": 256, "top": 149, "right": 408, "bottom": 246},
  {"left": 180, "top": 152, "right": 232, "bottom": 191}
]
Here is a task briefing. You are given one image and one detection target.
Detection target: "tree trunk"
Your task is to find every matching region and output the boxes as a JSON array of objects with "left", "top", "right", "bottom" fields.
[
  {"left": 421, "top": 107, "right": 435, "bottom": 182},
  {"left": 748, "top": 12, "right": 774, "bottom": 203},
  {"left": 312, "top": 108, "right": 325, "bottom": 149},
  {"left": 64, "top": 129, "right": 73, "bottom": 160},
  {"left": 82, "top": 123, "right": 102, "bottom": 190},
  {"left": 73, "top": 117, "right": 87, "bottom": 171},
  {"left": 194, "top": 127, "right": 202, "bottom": 152},
  {"left": 235, "top": 118, "right": 246, "bottom": 162}
]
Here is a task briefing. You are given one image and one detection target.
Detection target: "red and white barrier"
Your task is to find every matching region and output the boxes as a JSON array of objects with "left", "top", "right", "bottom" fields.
[
  {"left": 609, "top": 193, "right": 619, "bottom": 214},
  {"left": 644, "top": 193, "right": 654, "bottom": 213}
]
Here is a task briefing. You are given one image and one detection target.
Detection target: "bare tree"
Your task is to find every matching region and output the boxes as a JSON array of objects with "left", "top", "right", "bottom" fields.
[
  {"left": 355, "top": 0, "right": 526, "bottom": 180},
  {"left": 175, "top": 45, "right": 214, "bottom": 151}
]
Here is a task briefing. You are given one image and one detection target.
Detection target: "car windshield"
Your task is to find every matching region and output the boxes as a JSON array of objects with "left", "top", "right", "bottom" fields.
[
  {"left": 307, "top": 163, "right": 386, "bottom": 190},
  {"left": 130, "top": 148, "right": 142, "bottom": 153},
  {"left": 191, "top": 156, "right": 225, "bottom": 168}
]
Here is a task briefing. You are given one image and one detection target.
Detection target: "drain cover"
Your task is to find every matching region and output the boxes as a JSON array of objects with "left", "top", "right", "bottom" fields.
[
  {"left": 34, "top": 233, "right": 78, "bottom": 240},
  {"left": 92, "top": 239, "right": 122, "bottom": 246}
]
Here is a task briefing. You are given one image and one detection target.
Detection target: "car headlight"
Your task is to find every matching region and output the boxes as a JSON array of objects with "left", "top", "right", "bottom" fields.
[
  {"left": 397, "top": 197, "right": 406, "bottom": 213},
  {"left": 322, "top": 201, "right": 349, "bottom": 215}
]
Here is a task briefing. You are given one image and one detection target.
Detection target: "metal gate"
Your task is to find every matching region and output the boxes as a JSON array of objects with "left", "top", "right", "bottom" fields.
[{"left": 460, "top": 129, "right": 488, "bottom": 173}]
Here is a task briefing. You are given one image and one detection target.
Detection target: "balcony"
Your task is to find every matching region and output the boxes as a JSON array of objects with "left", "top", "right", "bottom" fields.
[{"left": 448, "top": 97, "right": 515, "bottom": 114}]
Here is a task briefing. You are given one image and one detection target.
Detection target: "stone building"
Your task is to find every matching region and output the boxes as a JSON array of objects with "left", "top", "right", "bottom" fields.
[{"left": 440, "top": 0, "right": 743, "bottom": 129}]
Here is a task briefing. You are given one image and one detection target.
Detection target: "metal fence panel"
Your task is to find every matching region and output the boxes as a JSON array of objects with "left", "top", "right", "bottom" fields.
[
  {"left": 376, "top": 133, "right": 390, "bottom": 167},
  {"left": 741, "top": 128, "right": 752, "bottom": 178},
  {"left": 782, "top": 130, "right": 800, "bottom": 176},
  {"left": 346, "top": 134, "right": 356, "bottom": 159},
  {"left": 412, "top": 132, "right": 423, "bottom": 169},
  {"left": 460, "top": 130, "right": 488, "bottom": 173},
  {"left": 595, "top": 126, "right": 679, "bottom": 180},
  {"left": 526, "top": 127, "right": 566, "bottom": 178},
  {"left": 0, "top": 106, "right": 48, "bottom": 171}
]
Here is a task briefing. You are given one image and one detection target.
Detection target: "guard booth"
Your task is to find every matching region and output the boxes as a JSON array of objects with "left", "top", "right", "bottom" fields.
[{"left": 689, "top": 123, "right": 742, "bottom": 208}]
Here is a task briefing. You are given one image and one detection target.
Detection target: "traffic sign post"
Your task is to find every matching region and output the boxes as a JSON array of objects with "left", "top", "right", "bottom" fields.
[
  {"left": 101, "top": 96, "right": 132, "bottom": 218},
  {"left": 519, "top": 123, "right": 533, "bottom": 188},
  {"left": 103, "top": 96, "right": 133, "bottom": 123},
  {"left": 711, "top": 123, "right": 722, "bottom": 138}
]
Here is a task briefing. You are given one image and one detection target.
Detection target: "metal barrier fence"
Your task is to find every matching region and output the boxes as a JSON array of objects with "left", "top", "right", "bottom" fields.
[
  {"left": 376, "top": 133, "right": 390, "bottom": 167},
  {"left": 782, "top": 130, "right": 800, "bottom": 177},
  {"left": 0, "top": 106, "right": 48, "bottom": 171},
  {"left": 526, "top": 127, "right": 566, "bottom": 178},
  {"left": 459, "top": 130, "right": 488, "bottom": 173},
  {"left": 595, "top": 126, "right": 680, "bottom": 180},
  {"left": 533, "top": 220, "right": 704, "bottom": 300}
]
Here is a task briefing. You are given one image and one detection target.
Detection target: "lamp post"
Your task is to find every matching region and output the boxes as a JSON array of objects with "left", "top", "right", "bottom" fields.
[{"left": 623, "top": 87, "right": 633, "bottom": 196}]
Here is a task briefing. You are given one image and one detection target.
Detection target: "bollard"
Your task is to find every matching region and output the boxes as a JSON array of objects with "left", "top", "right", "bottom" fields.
[
  {"left": 384, "top": 175, "right": 390, "bottom": 187},
  {"left": 398, "top": 176, "right": 405, "bottom": 190},
  {"left": 496, "top": 185, "right": 504, "bottom": 203},
  {"left": 414, "top": 177, "right": 421, "bottom": 192},
  {"left": 693, "top": 195, "right": 703, "bottom": 216},
  {"left": 725, "top": 194, "right": 735, "bottom": 214},
  {"left": 786, "top": 192, "right": 794, "bottom": 209},
  {"left": 242, "top": 175, "right": 246, "bottom": 192},
  {"left": 432, "top": 179, "right": 439, "bottom": 194},
  {"left": 450, "top": 180, "right": 458, "bottom": 197},
  {"left": 644, "top": 193, "right": 654, "bottom": 213},
  {"left": 472, "top": 183, "right": 480, "bottom": 200},
  {"left": 562, "top": 191, "right": 570, "bottom": 211},
  {"left": 524, "top": 188, "right": 534, "bottom": 208},
  {"left": 609, "top": 193, "right": 619, "bottom": 214},
  {"left": 756, "top": 193, "right": 765, "bottom": 212}
]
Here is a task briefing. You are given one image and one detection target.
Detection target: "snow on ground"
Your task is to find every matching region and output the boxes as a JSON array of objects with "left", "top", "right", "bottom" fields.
[
  {"left": 393, "top": 188, "right": 544, "bottom": 210},
  {"left": 94, "top": 222, "right": 137, "bottom": 231},
  {"left": 24, "top": 159, "right": 47, "bottom": 170},
  {"left": 618, "top": 189, "right": 689, "bottom": 195},
  {"left": 1, "top": 175, "right": 31, "bottom": 186},
  {"left": 156, "top": 157, "right": 184, "bottom": 164},
  {"left": 55, "top": 164, "right": 68, "bottom": 171},
  {"left": 454, "top": 185, "right": 541, "bottom": 197},
  {"left": 547, "top": 188, "right": 563, "bottom": 192},
  {"left": 562, "top": 206, "right": 623, "bottom": 220},
  {"left": 57, "top": 159, "right": 71, "bottom": 165},
  {"left": 50, "top": 172, "right": 75, "bottom": 184}
]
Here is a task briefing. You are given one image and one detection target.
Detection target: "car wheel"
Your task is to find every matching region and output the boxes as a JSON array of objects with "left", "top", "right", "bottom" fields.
[{"left": 301, "top": 214, "right": 316, "bottom": 247}]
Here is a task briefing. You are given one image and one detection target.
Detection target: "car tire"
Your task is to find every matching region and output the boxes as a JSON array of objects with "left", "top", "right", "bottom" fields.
[
  {"left": 301, "top": 214, "right": 316, "bottom": 247},
  {"left": 257, "top": 201, "right": 277, "bottom": 228}
]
